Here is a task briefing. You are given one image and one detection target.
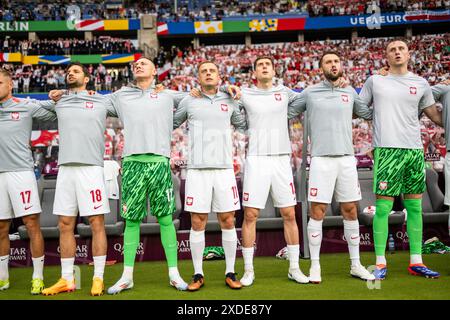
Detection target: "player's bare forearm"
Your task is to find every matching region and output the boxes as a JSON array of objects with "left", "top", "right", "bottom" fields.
[{"left": 423, "top": 105, "right": 443, "bottom": 127}]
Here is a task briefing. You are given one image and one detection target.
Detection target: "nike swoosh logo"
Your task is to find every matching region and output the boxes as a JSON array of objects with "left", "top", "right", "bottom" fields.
[
  {"left": 234, "top": 201, "right": 239, "bottom": 205},
  {"left": 94, "top": 205, "right": 103, "bottom": 210},
  {"left": 0, "top": 258, "right": 7, "bottom": 262},
  {"left": 312, "top": 234, "right": 320, "bottom": 238},
  {"left": 24, "top": 205, "right": 33, "bottom": 210},
  {"left": 351, "top": 236, "right": 360, "bottom": 240}
]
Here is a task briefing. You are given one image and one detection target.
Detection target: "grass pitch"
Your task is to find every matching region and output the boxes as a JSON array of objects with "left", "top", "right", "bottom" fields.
[{"left": 1, "top": 251, "right": 449, "bottom": 300}]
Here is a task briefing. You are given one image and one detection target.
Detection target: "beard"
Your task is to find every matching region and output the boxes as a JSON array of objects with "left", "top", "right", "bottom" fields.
[
  {"left": 324, "top": 69, "right": 343, "bottom": 82},
  {"left": 66, "top": 79, "right": 83, "bottom": 89}
]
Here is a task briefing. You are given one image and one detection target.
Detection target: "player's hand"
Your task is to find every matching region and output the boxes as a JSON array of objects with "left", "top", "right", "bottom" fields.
[
  {"left": 48, "top": 89, "right": 64, "bottom": 102},
  {"left": 336, "top": 77, "right": 349, "bottom": 88},
  {"left": 190, "top": 87, "right": 202, "bottom": 98},
  {"left": 154, "top": 84, "right": 165, "bottom": 93},
  {"left": 377, "top": 66, "right": 389, "bottom": 76},
  {"left": 228, "top": 85, "right": 241, "bottom": 100},
  {"left": 439, "top": 79, "right": 450, "bottom": 86}
]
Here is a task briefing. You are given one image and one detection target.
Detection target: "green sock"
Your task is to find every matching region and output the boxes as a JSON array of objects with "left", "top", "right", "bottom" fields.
[
  {"left": 403, "top": 199, "right": 423, "bottom": 255},
  {"left": 157, "top": 215, "right": 178, "bottom": 268},
  {"left": 123, "top": 219, "right": 140, "bottom": 267},
  {"left": 373, "top": 199, "right": 394, "bottom": 256}
]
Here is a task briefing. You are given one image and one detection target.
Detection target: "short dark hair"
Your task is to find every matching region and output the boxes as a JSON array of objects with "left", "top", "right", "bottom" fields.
[
  {"left": 65, "top": 62, "right": 90, "bottom": 78},
  {"left": 319, "top": 51, "right": 341, "bottom": 68},
  {"left": 386, "top": 37, "right": 409, "bottom": 52},
  {"left": 253, "top": 56, "right": 274, "bottom": 70},
  {"left": 198, "top": 60, "right": 219, "bottom": 72}
]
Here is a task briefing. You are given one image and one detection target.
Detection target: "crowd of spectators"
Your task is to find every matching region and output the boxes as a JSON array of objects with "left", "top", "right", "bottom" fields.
[
  {"left": 2, "top": 63, "right": 133, "bottom": 93},
  {"left": 308, "top": 0, "right": 450, "bottom": 17},
  {"left": 158, "top": 34, "right": 449, "bottom": 91},
  {"left": 1, "top": 37, "right": 137, "bottom": 55},
  {"left": 1, "top": 0, "right": 448, "bottom": 23},
  {"left": 0, "top": 0, "right": 140, "bottom": 21}
]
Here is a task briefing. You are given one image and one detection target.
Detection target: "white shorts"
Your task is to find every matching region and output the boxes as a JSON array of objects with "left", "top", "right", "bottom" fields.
[
  {"left": 53, "top": 166, "right": 110, "bottom": 217},
  {"left": 242, "top": 155, "right": 296, "bottom": 209},
  {"left": 308, "top": 156, "right": 361, "bottom": 204},
  {"left": 0, "top": 171, "right": 42, "bottom": 219},
  {"left": 184, "top": 168, "right": 240, "bottom": 213},
  {"left": 444, "top": 153, "right": 450, "bottom": 205}
]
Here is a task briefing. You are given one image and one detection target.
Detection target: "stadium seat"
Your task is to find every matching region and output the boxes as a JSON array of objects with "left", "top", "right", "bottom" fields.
[
  {"left": 140, "top": 174, "right": 182, "bottom": 234},
  {"left": 421, "top": 168, "right": 449, "bottom": 224},
  {"left": 357, "top": 170, "right": 405, "bottom": 226},
  {"left": 76, "top": 199, "right": 124, "bottom": 237},
  {"left": 18, "top": 177, "right": 60, "bottom": 239}
]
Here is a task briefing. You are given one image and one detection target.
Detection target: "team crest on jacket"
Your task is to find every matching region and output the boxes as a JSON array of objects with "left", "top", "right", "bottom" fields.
[
  {"left": 379, "top": 181, "right": 388, "bottom": 190},
  {"left": 150, "top": 93, "right": 158, "bottom": 99},
  {"left": 409, "top": 87, "right": 417, "bottom": 95},
  {"left": 186, "top": 196, "right": 194, "bottom": 206},
  {"left": 274, "top": 93, "right": 282, "bottom": 101},
  {"left": 341, "top": 94, "right": 349, "bottom": 102},
  {"left": 85, "top": 101, "right": 94, "bottom": 109},
  {"left": 221, "top": 104, "right": 228, "bottom": 112},
  {"left": 243, "top": 192, "right": 249, "bottom": 201},
  {"left": 310, "top": 188, "right": 318, "bottom": 197},
  {"left": 11, "top": 112, "right": 20, "bottom": 120}
]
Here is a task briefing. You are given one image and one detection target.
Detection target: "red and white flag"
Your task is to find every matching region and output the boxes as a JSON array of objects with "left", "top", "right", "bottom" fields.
[
  {"left": 158, "top": 62, "right": 172, "bottom": 81},
  {"left": 75, "top": 20, "right": 105, "bottom": 31},
  {"left": 157, "top": 22, "right": 169, "bottom": 35}
]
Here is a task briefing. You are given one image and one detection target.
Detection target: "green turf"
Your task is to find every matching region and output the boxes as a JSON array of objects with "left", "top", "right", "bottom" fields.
[{"left": 1, "top": 252, "right": 449, "bottom": 300}]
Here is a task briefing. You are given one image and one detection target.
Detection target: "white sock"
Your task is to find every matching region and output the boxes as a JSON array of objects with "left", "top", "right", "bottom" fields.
[
  {"left": 61, "top": 257, "right": 75, "bottom": 281},
  {"left": 169, "top": 267, "right": 182, "bottom": 280},
  {"left": 410, "top": 254, "right": 423, "bottom": 265},
  {"left": 93, "top": 255, "right": 106, "bottom": 280},
  {"left": 0, "top": 255, "right": 9, "bottom": 281},
  {"left": 307, "top": 218, "right": 323, "bottom": 269},
  {"left": 32, "top": 255, "right": 44, "bottom": 280},
  {"left": 343, "top": 220, "right": 361, "bottom": 267},
  {"left": 121, "top": 265, "right": 134, "bottom": 281},
  {"left": 242, "top": 247, "right": 254, "bottom": 272},
  {"left": 287, "top": 244, "right": 300, "bottom": 270},
  {"left": 189, "top": 229, "right": 205, "bottom": 276},
  {"left": 376, "top": 256, "right": 387, "bottom": 266},
  {"left": 222, "top": 228, "right": 237, "bottom": 275}
]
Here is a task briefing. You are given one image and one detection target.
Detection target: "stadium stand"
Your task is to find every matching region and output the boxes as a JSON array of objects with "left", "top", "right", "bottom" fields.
[{"left": 422, "top": 168, "right": 449, "bottom": 223}]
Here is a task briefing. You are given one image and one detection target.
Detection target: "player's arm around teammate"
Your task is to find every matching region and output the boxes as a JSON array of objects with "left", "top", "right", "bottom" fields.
[
  {"left": 106, "top": 57, "right": 189, "bottom": 294},
  {"left": 0, "top": 69, "right": 57, "bottom": 294},
  {"left": 173, "top": 61, "right": 245, "bottom": 291},
  {"left": 42, "top": 63, "right": 110, "bottom": 296},
  {"left": 359, "top": 39, "right": 441, "bottom": 280}
]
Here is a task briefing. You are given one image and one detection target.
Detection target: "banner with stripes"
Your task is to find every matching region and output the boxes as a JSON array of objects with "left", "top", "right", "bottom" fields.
[{"left": 7, "top": 53, "right": 141, "bottom": 65}]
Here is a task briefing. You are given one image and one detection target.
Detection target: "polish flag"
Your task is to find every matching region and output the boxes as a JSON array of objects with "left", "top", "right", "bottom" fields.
[
  {"left": 157, "top": 22, "right": 169, "bottom": 35},
  {"left": 158, "top": 62, "right": 172, "bottom": 81}
]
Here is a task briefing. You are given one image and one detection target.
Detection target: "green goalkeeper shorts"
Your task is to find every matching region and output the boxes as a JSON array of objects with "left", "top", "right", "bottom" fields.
[
  {"left": 373, "top": 147, "right": 426, "bottom": 197},
  {"left": 121, "top": 158, "right": 175, "bottom": 221}
]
